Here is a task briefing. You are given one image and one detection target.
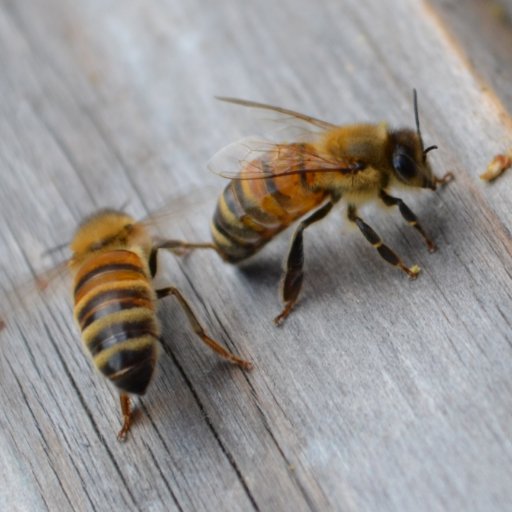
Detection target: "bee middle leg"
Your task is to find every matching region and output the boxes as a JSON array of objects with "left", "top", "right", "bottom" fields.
[
  {"left": 348, "top": 205, "right": 420, "bottom": 279},
  {"left": 379, "top": 190, "right": 437, "bottom": 252},
  {"left": 156, "top": 287, "right": 252, "bottom": 370},
  {"left": 274, "top": 200, "right": 335, "bottom": 326}
]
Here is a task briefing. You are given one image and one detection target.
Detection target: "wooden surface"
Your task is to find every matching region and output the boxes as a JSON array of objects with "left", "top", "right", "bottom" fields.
[{"left": 1, "top": 0, "right": 511, "bottom": 511}]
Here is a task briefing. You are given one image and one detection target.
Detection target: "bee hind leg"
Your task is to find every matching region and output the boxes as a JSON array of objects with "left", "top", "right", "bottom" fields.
[
  {"left": 348, "top": 205, "right": 420, "bottom": 279},
  {"left": 379, "top": 190, "right": 437, "bottom": 252},
  {"left": 156, "top": 287, "right": 252, "bottom": 370},
  {"left": 117, "top": 393, "right": 133, "bottom": 442},
  {"left": 274, "top": 200, "right": 335, "bottom": 326}
]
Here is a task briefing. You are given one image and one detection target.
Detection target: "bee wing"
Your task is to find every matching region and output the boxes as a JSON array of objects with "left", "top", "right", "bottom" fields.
[
  {"left": 1, "top": 257, "right": 71, "bottom": 327},
  {"left": 2, "top": 187, "right": 222, "bottom": 327},
  {"left": 208, "top": 137, "right": 359, "bottom": 180},
  {"left": 7, "top": 259, "right": 70, "bottom": 295},
  {"left": 216, "top": 97, "right": 337, "bottom": 131},
  {"left": 31, "top": 259, "right": 71, "bottom": 292},
  {"left": 207, "top": 137, "right": 277, "bottom": 178},
  {"left": 137, "top": 187, "right": 218, "bottom": 234}
]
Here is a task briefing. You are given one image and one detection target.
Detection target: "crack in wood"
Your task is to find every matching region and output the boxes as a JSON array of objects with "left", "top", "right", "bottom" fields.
[
  {"left": 40, "top": 320, "right": 139, "bottom": 510},
  {"left": 159, "top": 341, "right": 260, "bottom": 512},
  {"left": 6, "top": 358, "right": 76, "bottom": 510},
  {"left": 138, "top": 403, "right": 187, "bottom": 512}
]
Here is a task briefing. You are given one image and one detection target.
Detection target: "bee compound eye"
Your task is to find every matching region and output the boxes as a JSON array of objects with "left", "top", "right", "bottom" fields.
[{"left": 393, "top": 151, "right": 417, "bottom": 181}]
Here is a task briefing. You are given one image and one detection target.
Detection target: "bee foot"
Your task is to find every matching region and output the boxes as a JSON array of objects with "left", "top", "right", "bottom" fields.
[
  {"left": 427, "top": 240, "right": 438, "bottom": 253},
  {"left": 273, "top": 313, "right": 286, "bottom": 327},
  {"left": 436, "top": 172, "right": 454, "bottom": 186},
  {"left": 117, "top": 426, "right": 129, "bottom": 442},
  {"left": 407, "top": 265, "right": 421, "bottom": 279},
  {"left": 237, "top": 359, "right": 254, "bottom": 371}
]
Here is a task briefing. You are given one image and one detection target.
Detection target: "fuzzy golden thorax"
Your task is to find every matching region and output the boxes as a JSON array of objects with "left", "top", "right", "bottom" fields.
[
  {"left": 313, "top": 124, "right": 437, "bottom": 197},
  {"left": 69, "top": 209, "right": 153, "bottom": 269},
  {"left": 312, "top": 123, "right": 391, "bottom": 199},
  {"left": 319, "top": 123, "right": 390, "bottom": 166}
]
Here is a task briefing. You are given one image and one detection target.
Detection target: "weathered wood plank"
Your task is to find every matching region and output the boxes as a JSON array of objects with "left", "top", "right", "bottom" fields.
[
  {"left": 1, "top": 0, "right": 511, "bottom": 511},
  {"left": 429, "top": 0, "right": 512, "bottom": 114}
]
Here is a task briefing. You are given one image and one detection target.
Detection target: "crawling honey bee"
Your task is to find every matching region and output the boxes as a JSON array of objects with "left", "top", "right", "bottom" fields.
[
  {"left": 49, "top": 208, "right": 252, "bottom": 441},
  {"left": 209, "top": 91, "right": 453, "bottom": 325}
]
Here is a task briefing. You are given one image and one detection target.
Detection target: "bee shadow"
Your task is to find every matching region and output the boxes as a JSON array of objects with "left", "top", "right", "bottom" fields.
[{"left": 234, "top": 256, "right": 283, "bottom": 289}]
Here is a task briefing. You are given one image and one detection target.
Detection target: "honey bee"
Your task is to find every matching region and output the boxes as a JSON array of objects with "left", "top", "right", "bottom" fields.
[
  {"left": 209, "top": 91, "right": 453, "bottom": 325},
  {"left": 51, "top": 208, "right": 252, "bottom": 441}
]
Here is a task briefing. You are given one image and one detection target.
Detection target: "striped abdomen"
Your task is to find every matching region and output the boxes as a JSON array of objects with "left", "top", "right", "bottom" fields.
[
  {"left": 211, "top": 144, "right": 328, "bottom": 261},
  {"left": 73, "top": 249, "right": 158, "bottom": 395}
]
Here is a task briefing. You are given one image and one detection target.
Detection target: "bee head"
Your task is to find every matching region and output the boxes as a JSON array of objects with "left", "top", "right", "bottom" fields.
[
  {"left": 70, "top": 209, "right": 138, "bottom": 260},
  {"left": 389, "top": 90, "right": 438, "bottom": 190},
  {"left": 390, "top": 129, "right": 438, "bottom": 189}
]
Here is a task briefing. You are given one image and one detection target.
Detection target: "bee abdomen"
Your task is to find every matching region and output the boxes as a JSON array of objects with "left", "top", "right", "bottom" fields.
[
  {"left": 92, "top": 328, "right": 158, "bottom": 396},
  {"left": 211, "top": 166, "right": 325, "bottom": 262},
  {"left": 73, "top": 250, "right": 159, "bottom": 396},
  {"left": 211, "top": 179, "right": 280, "bottom": 262}
]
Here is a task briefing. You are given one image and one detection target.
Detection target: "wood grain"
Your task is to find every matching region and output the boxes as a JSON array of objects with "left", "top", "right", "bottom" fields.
[{"left": 1, "top": 0, "right": 511, "bottom": 511}]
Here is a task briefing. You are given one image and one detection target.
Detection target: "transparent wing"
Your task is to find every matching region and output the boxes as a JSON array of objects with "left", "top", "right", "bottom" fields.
[
  {"left": 207, "top": 137, "right": 276, "bottom": 178},
  {"left": 137, "top": 187, "right": 218, "bottom": 234},
  {"left": 31, "top": 259, "right": 71, "bottom": 292},
  {"left": 1, "top": 188, "right": 221, "bottom": 321},
  {"left": 208, "top": 137, "right": 362, "bottom": 180},
  {"left": 1, "top": 257, "right": 71, "bottom": 328},
  {"left": 216, "top": 97, "right": 337, "bottom": 132}
]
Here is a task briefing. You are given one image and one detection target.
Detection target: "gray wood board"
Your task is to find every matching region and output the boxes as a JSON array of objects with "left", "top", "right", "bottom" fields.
[{"left": 0, "top": 0, "right": 511, "bottom": 511}]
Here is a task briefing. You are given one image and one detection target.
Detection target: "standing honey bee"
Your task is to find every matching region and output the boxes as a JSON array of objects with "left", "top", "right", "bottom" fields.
[
  {"left": 63, "top": 208, "right": 251, "bottom": 441},
  {"left": 209, "top": 91, "right": 453, "bottom": 325}
]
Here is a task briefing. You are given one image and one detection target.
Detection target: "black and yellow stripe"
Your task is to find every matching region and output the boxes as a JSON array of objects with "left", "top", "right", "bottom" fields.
[
  {"left": 73, "top": 249, "right": 158, "bottom": 395},
  {"left": 211, "top": 145, "right": 327, "bottom": 262}
]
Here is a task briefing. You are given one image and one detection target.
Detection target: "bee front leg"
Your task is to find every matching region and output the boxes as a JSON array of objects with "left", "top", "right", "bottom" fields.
[
  {"left": 379, "top": 190, "right": 437, "bottom": 252},
  {"left": 274, "top": 200, "right": 335, "bottom": 326},
  {"left": 348, "top": 205, "right": 420, "bottom": 279}
]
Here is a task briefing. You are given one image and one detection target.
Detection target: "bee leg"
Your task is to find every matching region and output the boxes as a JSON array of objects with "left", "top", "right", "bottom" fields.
[
  {"left": 149, "top": 241, "right": 218, "bottom": 276},
  {"left": 348, "top": 205, "right": 420, "bottom": 279},
  {"left": 274, "top": 201, "right": 335, "bottom": 326},
  {"left": 117, "top": 393, "right": 132, "bottom": 442},
  {"left": 156, "top": 287, "right": 252, "bottom": 370},
  {"left": 154, "top": 240, "right": 218, "bottom": 255},
  {"left": 435, "top": 172, "right": 455, "bottom": 186},
  {"left": 379, "top": 190, "right": 437, "bottom": 252}
]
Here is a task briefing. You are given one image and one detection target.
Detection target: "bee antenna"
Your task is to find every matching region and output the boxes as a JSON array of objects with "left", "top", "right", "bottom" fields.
[
  {"left": 413, "top": 89, "right": 424, "bottom": 152},
  {"left": 423, "top": 145, "right": 438, "bottom": 155}
]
